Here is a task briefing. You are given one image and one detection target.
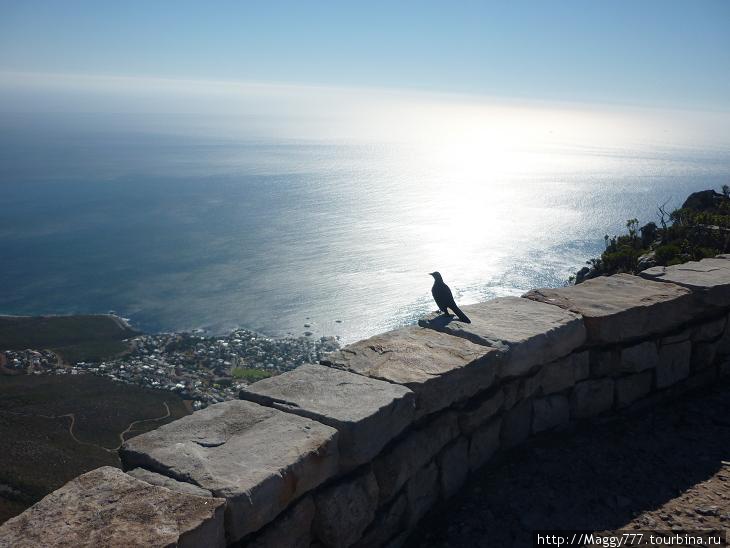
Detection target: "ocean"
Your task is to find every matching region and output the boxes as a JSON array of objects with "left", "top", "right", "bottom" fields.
[{"left": 2, "top": 111, "right": 730, "bottom": 343}]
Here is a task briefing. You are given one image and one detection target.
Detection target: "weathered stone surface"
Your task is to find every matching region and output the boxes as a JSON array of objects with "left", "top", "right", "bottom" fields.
[
  {"left": 468, "top": 418, "right": 501, "bottom": 471},
  {"left": 437, "top": 437, "right": 469, "bottom": 498},
  {"left": 615, "top": 371, "right": 653, "bottom": 408},
  {"left": 691, "top": 341, "right": 718, "bottom": 371},
  {"left": 692, "top": 317, "right": 726, "bottom": 342},
  {"left": 373, "top": 412, "right": 459, "bottom": 502},
  {"left": 419, "top": 297, "right": 586, "bottom": 377},
  {"left": 351, "top": 493, "right": 407, "bottom": 548},
  {"left": 656, "top": 340, "right": 691, "bottom": 389},
  {"left": 570, "top": 379, "right": 614, "bottom": 418},
  {"left": 502, "top": 380, "right": 520, "bottom": 409},
  {"left": 540, "top": 352, "right": 589, "bottom": 394},
  {"left": 313, "top": 469, "right": 379, "bottom": 548},
  {"left": 0, "top": 466, "right": 226, "bottom": 548},
  {"left": 525, "top": 274, "right": 695, "bottom": 345},
  {"left": 501, "top": 399, "right": 533, "bottom": 447},
  {"left": 418, "top": 297, "right": 585, "bottom": 377},
  {"left": 240, "top": 364, "right": 415, "bottom": 468},
  {"left": 532, "top": 395, "right": 570, "bottom": 433},
  {"left": 385, "top": 532, "right": 409, "bottom": 548},
  {"left": 127, "top": 467, "right": 213, "bottom": 498},
  {"left": 249, "top": 496, "right": 314, "bottom": 548},
  {"left": 458, "top": 388, "right": 504, "bottom": 434},
  {"left": 621, "top": 341, "right": 659, "bottom": 373},
  {"left": 405, "top": 461, "right": 439, "bottom": 527},
  {"left": 716, "top": 315, "right": 730, "bottom": 354},
  {"left": 120, "top": 400, "right": 339, "bottom": 542},
  {"left": 640, "top": 257, "right": 730, "bottom": 307},
  {"left": 678, "top": 366, "right": 717, "bottom": 392},
  {"left": 662, "top": 329, "right": 691, "bottom": 345},
  {"left": 521, "top": 368, "right": 543, "bottom": 399},
  {"left": 322, "top": 326, "right": 503, "bottom": 418},
  {"left": 590, "top": 348, "right": 621, "bottom": 377}
]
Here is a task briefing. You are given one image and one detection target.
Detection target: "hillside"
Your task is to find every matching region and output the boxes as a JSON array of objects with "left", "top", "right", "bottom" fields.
[
  {"left": 0, "top": 374, "right": 189, "bottom": 524},
  {"left": 0, "top": 314, "right": 138, "bottom": 363},
  {"left": 574, "top": 188, "right": 730, "bottom": 283}
]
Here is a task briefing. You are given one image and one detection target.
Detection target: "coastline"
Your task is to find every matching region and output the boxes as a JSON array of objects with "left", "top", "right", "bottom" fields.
[{"left": 0, "top": 312, "right": 341, "bottom": 408}]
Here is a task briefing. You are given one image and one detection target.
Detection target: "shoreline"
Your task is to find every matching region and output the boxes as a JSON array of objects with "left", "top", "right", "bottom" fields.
[{"left": 0, "top": 313, "right": 341, "bottom": 409}]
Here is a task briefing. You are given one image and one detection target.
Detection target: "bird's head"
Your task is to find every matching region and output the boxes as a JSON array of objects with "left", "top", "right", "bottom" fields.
[{"left": 429, "top": 271, "right": 443, "bottom": 281}]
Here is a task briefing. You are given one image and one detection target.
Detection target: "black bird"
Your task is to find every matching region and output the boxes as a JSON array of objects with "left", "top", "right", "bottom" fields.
[{"left": 429, "top": 272, "right": 471, "bottom": 323}]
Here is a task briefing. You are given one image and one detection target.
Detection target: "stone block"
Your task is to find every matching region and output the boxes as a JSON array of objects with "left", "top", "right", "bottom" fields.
[
  {"left": 0, "top": 467, "right": 226, "bottom": 548},
  {"left": 405, "top": 461, "right": 439, "bottom": 527},
  {"left": 574, "top": 351, "right": 591, "bottom": 380},
  {"left": 351, "top": 493, "right": 407, "bottom": 548},
  {"left": 656, "top": 340, "right": 691, "bottom": 389},
  {"left": 418, "top": 296, "right": 586, "bottom": 377},
  {"left": 532, "top": 395, "right": 570, "bottom": 433},
  {"left": 716, "top": 315, "right": 730, "bottom": 355},
  {"left": 691, "top": 341, "right": 718, "bottom": 371},
  {"left": 500, "top": 399, "right": 532, "bottom": 447},
  {"left": 468, "top": 418, "right": 501, "bottom": 471},
  {"left": 437, "top": 437, "right": 469, "bottom": 499},
  {"left": 126, "top": 467, "right": 213, "bottom": 498},
  {"left": 620, "top": 341, "right": 659, "bottom": 373},
  {"left": 541, "top": 352, "right": 589, "bottom": 394},
  {"left": 525, "top": 274, "right": 696, "bottom": 345},
  {"left": 322, "top": 326, "right": 503, "bottom": 418},
  {"left": 119, "top": 400, "right": 339, "bottom": 542},
  {"left": 640, "top": 257, "right": 730, "bottom": 308},
  {"left": 590, "top": 348, "right": 621, "bottom": 377},
  {"left": 313, "top": 469, "right": 379, "bottom": 548},
  {"left": 662, "top": 329, "right": 691, "bottom": 345},
  {"left": 615, "top": 371, "right": 653, "bottom": 408},
  {"left": 458, "top": 388, "right": 504, "bottom": 434},
  {"left": 249, "top": 496, "right": 314, "bottom": 548},
  {"left": 240, "top": 363, "right": 415, "bottom": 469},
  {"left": 373, "top": 411, "right": 459, "bottom": 502},
  {"left": 570, "top": 379, "right": 614, "bottom": 418},
  {"left": 692, "top": 316, "right": 726, "bottom": 342},
  {"left": 502, "top": 380, "right": 520, "bottom": 409},
  {"left": 385, "top": 532, "right": 409, "bottom": 548},
  {"left": 681, "top": 366, "right": 718, "bottom": 392},
  {"left": 521, "top": 368, "right": 543, "bottom": 399}
]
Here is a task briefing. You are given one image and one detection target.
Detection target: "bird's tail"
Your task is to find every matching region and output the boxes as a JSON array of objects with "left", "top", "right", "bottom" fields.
[{"left": 452, "top": 305, "right": 471, "bottom": 323}]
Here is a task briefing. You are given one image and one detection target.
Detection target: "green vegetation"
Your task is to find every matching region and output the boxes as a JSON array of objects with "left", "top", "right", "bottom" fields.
[
  {"left": 0, "top": 374, "right": 189, "bottom": 524},
  {"left": 231, "top": 367, "right": 273, "bottom": 382},
  {"left": 574, "top": 189, "right": 730, "bottom": 283},
  {"left": 0, "top": 315, "right": 138, "bottom": 363}
]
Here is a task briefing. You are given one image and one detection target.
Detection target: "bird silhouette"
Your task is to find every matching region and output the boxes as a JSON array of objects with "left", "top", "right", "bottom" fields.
[{"left": 429, "top": 272, "right": 471, "bottom": 323}]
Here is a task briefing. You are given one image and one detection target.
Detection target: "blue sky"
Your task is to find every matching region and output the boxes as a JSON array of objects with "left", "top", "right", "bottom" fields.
[{"left": 1, "top": 0, "right": 729, "bottom": 111}]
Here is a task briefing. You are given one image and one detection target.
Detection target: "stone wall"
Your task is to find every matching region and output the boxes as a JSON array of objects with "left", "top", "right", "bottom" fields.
[{"left": 3, "top": 257, "right": 730, "bottom": 547}]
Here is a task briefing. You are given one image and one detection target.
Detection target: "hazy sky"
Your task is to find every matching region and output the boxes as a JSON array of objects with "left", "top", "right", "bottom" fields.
[{"left": 1, "top": 0, "right": 729, "bottom": 111}]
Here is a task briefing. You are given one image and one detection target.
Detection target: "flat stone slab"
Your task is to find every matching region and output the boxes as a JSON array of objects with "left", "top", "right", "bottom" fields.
[
  {"left": 240, "top": 364, "right": 415, "bottom": 469},
  {"left": 524, "top": 274, "right": 696, "bottom": 345},
  {"left": 120, "top": 400, "right": 339, "bottom": 542},
  {"left": 640, "top": 257, "right": 730, "bottom": 307},
  {"left": 127, "top": 468, "right": 213, "bottom": 498},
  {"left": 0, "top": 466, "right": 226, "bottom": 548},
  {"left": 322, "top": 326, "right": 503, "bottom": 418},
  {"left": 419, "top": 297, "right": 585, "bottom": 377}
]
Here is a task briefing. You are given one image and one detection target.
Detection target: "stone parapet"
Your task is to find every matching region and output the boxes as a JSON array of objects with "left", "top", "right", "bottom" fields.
[{"left": 4, "top": 258, "right": 730, "bottom": 548}]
